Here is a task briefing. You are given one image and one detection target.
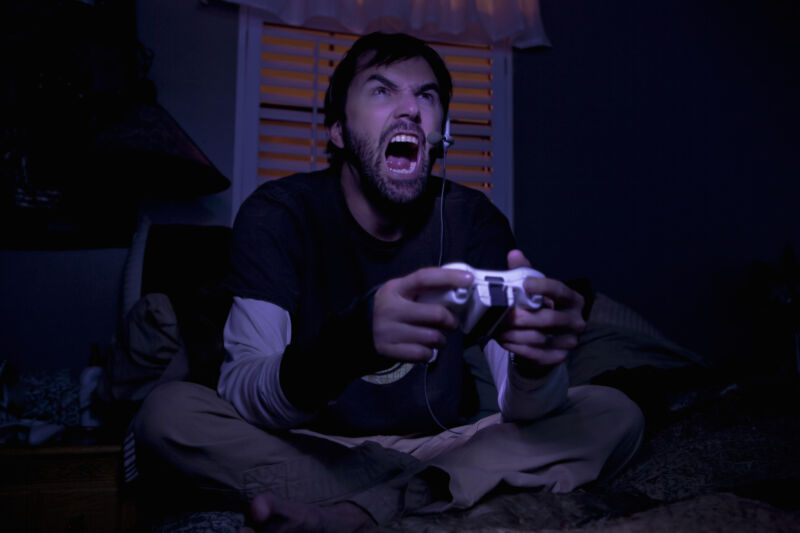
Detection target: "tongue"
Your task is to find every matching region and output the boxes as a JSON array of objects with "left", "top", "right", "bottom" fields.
[{"left": 386, "top": 155, "right": 412, "bottom": 171}]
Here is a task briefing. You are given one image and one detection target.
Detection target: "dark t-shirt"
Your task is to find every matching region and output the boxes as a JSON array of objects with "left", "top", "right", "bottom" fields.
[{"left": 226, "top": 169, "right": 516, "bottom": 435}]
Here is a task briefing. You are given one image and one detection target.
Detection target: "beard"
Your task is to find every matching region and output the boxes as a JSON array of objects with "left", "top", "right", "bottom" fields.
[{"left": 342, "top": 121, "right": 433, "bottom": 206}]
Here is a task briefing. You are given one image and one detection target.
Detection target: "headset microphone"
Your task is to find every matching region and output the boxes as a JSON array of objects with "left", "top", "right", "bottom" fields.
[
  {"left": 426, "top": 132, "right": 454, "bottom": 150},
  {"left": 426, "top": 131, "right": 443, "bottom": 146}
]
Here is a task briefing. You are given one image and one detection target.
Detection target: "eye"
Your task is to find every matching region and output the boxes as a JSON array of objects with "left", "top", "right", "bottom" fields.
[
  {"left": 372, "top": 86, "right": 389, "bottom": 96},
  {"left": 419, "top": 91, "right": 437, "bottom": 103}
]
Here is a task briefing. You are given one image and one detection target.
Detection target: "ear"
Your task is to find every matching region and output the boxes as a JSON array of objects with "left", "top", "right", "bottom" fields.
[{"left": 329, "top": 121, "right": 345, "bottom": 149}]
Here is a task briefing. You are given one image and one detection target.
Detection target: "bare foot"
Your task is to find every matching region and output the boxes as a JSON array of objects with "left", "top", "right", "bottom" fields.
[{"left": 242, "top": 492, "right": 375, "bottom": 533}]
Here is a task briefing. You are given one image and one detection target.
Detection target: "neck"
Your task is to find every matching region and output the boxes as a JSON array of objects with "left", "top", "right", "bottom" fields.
[{"left": 339, "top": 163, "right": 407, "bottom": 242}]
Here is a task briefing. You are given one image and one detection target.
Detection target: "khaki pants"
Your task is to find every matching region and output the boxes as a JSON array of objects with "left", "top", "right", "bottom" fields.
[{"left": 133, "top": 381, "right": 644, "bottom": 524}]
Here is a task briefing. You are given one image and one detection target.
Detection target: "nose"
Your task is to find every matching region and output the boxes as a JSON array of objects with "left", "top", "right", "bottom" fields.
[{"left": 394, "top": 91, "right": 421, "bottom": 123}]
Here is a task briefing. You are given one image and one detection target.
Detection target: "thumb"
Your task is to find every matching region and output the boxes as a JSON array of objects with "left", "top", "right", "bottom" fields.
[{"left": 507, "top": 249, "right": 531, "bottom": 270}]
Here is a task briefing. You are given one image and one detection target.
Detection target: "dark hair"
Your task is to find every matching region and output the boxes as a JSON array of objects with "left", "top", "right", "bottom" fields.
[{"left": 324, "top": 32, "right": 453, "bottom": 162}]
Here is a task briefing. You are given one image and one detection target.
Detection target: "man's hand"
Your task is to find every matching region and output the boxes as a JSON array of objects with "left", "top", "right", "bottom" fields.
[
  {"left": 373, "top": 267, "right": 473, "bottom": 362},
  {"left": 494, "top": 249, "right": 586, "bottom": 371}
]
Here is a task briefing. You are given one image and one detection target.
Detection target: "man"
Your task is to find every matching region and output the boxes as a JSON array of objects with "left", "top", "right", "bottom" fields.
[{"left": 134, "top": 33, "right": 644, "bottom": 532}]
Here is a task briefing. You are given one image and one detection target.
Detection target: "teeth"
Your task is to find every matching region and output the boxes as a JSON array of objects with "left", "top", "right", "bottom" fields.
[{"left": 390, "top": 134, "right": 419, "bottom": 144}]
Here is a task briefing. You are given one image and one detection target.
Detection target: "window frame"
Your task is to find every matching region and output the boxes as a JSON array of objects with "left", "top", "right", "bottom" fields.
[{"left": 232, "top": 6, "right": 515, "bottom": 226}]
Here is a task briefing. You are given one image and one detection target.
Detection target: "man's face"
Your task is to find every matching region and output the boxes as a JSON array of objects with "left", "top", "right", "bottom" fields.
[{"left": 332, "top": 56, "right": 445, "bottom": 205}]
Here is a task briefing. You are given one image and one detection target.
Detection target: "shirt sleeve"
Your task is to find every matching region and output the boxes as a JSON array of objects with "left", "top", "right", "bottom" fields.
[
  {"left": 218, "top": 297, "right": 315, "bottom": 429},
  {"left": 483, "top": 341, "right": 568, "bottom": 422},
  {"left": 220, "top": 292, "right": 392, "bottom": 429}
]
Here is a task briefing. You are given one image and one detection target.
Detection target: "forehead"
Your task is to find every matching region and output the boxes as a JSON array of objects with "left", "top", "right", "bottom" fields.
[{"left": 350, "top": 56, "right": 438, "bottom": 90}]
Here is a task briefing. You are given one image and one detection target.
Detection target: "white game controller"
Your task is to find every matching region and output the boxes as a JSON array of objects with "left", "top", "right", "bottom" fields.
[{"left": 418, "top": 262, "right": 545, "bottom": 361}]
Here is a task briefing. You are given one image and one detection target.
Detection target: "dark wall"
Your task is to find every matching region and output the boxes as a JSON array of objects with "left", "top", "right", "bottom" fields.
[
  {"left": 513, "top": 0, "right": 799, "bottom": 363},
  {"left": 136, "top": 0, "right": 238, "bottom": 226},
  {"left": 0, "top": 248, "right": 128, "bottom": 373},
  {"left": 0, "top": 1, "right": 238, "bottom": 375}
]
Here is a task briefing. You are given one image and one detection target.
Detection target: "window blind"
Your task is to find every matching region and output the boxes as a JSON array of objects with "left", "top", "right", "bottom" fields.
[{"left": 257, "top": 24, "right": 497, "bottom": 198}]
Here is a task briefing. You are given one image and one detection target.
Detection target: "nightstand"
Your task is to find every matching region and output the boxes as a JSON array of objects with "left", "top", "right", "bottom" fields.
[{"left": 0, "top": 444, "right": 137, "bottom": 533}]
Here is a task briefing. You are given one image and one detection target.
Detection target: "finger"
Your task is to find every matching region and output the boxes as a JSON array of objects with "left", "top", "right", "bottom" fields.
[
  {"left": 507, "top": 249, "right": 531, "bottom": 270},
  {"left": 390, "top": 300, "right": 461, "bottom": 330},
  {"left": 375, "top": 322, "right": 448, "bottom": 349},
  {"left": 496, "top": 328, "right": 580, "bottom": 351},
  {"left": 505, "top": 307, "right": 586, "bottom": 334},
  {"left": 396, "top": 267, "right": 473, "bottom": 299},
  {"left": 375, "top": 278, "right": 462, "bottom": 330},
  {"left": 378, "top": 342, "right": 437, "bottom": 362},
  {"left": 496, "top": 328, "right": 550, "bottom": 347},
  {"left": 523, "top": 278, "right": 585, "bottom": 311}
]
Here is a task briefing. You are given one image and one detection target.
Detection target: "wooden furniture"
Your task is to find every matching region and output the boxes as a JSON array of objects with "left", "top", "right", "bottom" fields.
[{"left": 0, "top": 444, "right": 136, "bottom": 533}]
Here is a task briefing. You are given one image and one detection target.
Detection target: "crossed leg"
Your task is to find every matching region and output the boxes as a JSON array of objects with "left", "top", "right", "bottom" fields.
[{"left": 134, "top": 382, "right": 643, "bottom": 530}]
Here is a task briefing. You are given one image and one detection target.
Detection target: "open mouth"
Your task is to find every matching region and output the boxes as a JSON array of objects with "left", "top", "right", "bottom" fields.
[{"left": 384, "top": 133, "right": 420, "bottom": 176}]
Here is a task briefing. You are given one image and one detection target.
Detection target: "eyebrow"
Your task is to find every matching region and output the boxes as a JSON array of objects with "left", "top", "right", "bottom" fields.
[
  {"left": 366, "top": 74, "right": 398, "bottom": 90},
  {"left": 365, "top": 74, "right": 440, "bottom": 96}
]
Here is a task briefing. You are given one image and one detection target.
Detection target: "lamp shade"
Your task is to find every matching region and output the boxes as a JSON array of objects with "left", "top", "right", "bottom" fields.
[{"left": 89, "top": 103, "right": 231, "bottom": 198}]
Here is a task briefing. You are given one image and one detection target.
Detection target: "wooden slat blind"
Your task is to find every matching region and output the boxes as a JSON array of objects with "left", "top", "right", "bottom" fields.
[{"left": 257, "top": 24, "right": 496, "bottom": 198}]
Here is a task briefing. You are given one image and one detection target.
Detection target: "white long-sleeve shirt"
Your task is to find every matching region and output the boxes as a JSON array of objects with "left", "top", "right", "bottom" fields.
[{"left": 218, "top": 296, "right": 568, "bottom": 432}]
